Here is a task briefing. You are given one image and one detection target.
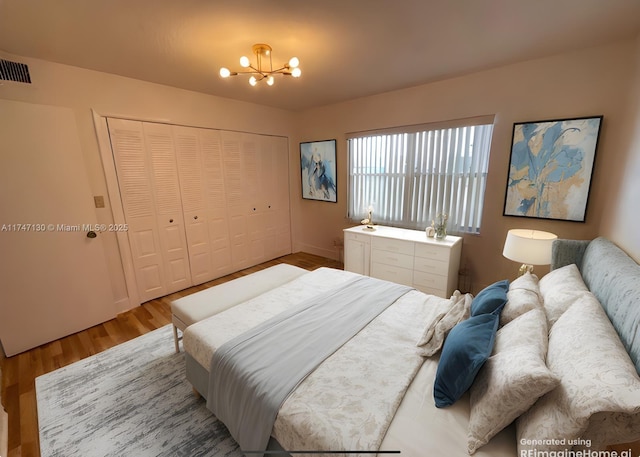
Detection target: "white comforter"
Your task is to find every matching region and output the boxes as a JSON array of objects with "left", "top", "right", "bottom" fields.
[{"left": 184, "top": 267, "right": 517, "bottom": 456}]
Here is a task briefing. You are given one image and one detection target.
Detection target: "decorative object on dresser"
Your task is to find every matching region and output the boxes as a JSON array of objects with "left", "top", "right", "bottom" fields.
[
  {"left": 503, "top": 116, "right": 602, "bottom": 222},
  {"left": 343, "top": 225, "right": 462, "bottom": 298},
  {"left": 361, "top": 205, "right": 376, "bottom": 230},
  {"left": 300, "top": 139, "right": 337, "bottom": 202},
  {"left": 502, "top": 228, "right": 557, "bottom": 276}
]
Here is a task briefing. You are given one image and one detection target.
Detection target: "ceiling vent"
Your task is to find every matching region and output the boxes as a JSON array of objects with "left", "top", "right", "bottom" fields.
[{"left": 0, "top": 58, "right": 31, "bottom": 83}]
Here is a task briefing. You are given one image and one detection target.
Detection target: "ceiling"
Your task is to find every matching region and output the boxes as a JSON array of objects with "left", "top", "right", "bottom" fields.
[{"left": 1, "top": 0, "right": 640, "bottom": 111}]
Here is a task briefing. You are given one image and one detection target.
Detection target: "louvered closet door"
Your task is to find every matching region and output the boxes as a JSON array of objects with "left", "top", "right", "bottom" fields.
[
  {"left": 174, "top": 125, "right": 214, "bottom": 285},
  {"left": 221, "top": 131, "right": 250, "bottom": 270},
  {"left": 107, "top": 118, "right": 167, "bottom": 302},
  {"left": 200, "top": 129, "right": 233, "bottom": 277},
  {"left": 244, "top": 133, "right": 267, "bottom": 265},
  {"left": 142, "top": 122, "right": 192, "bottom": 294},
  {"left": 260, "top": 136, "right": 279, "bottom": 260},
  {"left": 272, "top": 136, "right": 292, "bottom": 256}
]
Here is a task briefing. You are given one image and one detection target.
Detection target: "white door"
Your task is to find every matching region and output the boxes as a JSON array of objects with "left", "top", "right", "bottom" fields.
[
  {"left": 107, "top": 118, "right": 167, "bottom": 302},
  {"left": 222, "top": 131, "right": 250, "bottom": 270},
  {"left": 142, "top": 122, "right": 192, "bottom": 294},
  {"left": 0, "top": 100, "right": 115, "bottom": 356},
  {"left": 174, "top": 125, "right": 215, "bottom": 285}
]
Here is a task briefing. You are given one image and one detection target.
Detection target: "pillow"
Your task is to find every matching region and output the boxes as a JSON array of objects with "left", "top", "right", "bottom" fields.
[
  {"left": 416, "top": 291, "right": 471, "bottom": 357},
  {"left": 509, "top": 271, "right": 541, "bottom": 297},
  {"left": 500, "top": 272, "right": 543, "bottom": 326},
  {"left": 538, "top": 263, "right": 589, "bottom": 326},
  {"left": 516, "top": 293, "right": 640, "bottom": 453},
  {"left": 467, "top": 309, "right": 559, "bottom": 454},
  {"left": 470, "top": 280, "right": 509, "bottom": 316},
  {"left": 433, "top": 313, "right": 499, "bottom": 408}
]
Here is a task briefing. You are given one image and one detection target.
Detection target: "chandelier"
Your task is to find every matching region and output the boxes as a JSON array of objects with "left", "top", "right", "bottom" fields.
[{"left": 219, "top": 43, "right": 301, "bottom": 86}]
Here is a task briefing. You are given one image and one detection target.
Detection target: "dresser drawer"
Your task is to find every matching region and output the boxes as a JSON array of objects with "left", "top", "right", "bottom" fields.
[
  {"left": 371, "top": 237, "right": 414, "bottom": 256},
  {"left": 414, "top": 256, "right": 448, "bottom": 275},
  {"left": 371, "top": 248, "right": 413, "bottom": 269},
  {"left": 414, "top": 243, "right": 449, "bottom": 262},
  {"left": 371, "top": 263, "right": 413, "bottom": 286},
  {"left": 413, "top": 270, "right": 447, "bottom": 292},
  {"left": 344, "top": 231, "right": 371, "bottom": 244}
]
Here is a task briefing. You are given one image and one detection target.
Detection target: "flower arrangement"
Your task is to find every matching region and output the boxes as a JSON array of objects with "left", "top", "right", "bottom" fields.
[{"left": 432, "top": 213, "right": 448, "bottom": 240}]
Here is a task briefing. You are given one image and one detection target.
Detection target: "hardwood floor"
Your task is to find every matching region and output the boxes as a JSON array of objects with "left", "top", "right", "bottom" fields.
[{"left": 0, "top": 252, "right": 342, "bottom": 457}]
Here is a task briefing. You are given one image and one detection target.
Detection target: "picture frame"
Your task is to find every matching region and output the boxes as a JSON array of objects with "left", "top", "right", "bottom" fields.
[
  {"left": 503, "top": 115, "right": 603, "bottom": 222},
  {"left": 300, "top": 139, "right": 337, "bottom": 203}
]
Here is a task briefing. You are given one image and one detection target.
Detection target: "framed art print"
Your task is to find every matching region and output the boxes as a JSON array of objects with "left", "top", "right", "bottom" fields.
[
  {"left": 300, "top": 139, "right": 337, "bottom": 203},
  {"left": 503, "top": 115, "right": 602, "bottom": 222}
]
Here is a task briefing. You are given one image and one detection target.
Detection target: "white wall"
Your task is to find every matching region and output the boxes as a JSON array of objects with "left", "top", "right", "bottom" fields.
[
  {"left": 0, "top": 53, "right": 295, "bottom": 311},
  {"left": 292, "top": 40, "right": 638, "bottom": 291},
  {"left": 601, "top": 35, "right": 640, "bottom": 261}
]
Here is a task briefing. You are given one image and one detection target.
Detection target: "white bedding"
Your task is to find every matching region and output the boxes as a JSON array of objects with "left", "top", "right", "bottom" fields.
[{"left": 183, "top": 267, "right": 517, "bottom": 456}]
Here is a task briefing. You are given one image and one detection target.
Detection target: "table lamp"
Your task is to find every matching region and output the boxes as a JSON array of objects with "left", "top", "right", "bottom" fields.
[{"left": 502, "top": 229, "right": 558, "bottom": 276}]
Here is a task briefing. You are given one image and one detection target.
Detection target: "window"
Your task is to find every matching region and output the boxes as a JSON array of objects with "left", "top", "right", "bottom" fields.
[{"left": 347, "top": 117, "right": 494, "bottom": 234}]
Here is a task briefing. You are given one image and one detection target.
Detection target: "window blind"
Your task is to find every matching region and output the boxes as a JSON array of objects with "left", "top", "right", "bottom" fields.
[{"left": 348, "top": 119, "right": 494, "bottom": 234}]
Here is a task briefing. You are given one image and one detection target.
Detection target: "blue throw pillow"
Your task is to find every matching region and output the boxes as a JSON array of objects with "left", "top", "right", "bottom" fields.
[
  {"left": 470, "top": 279, "right": 509, "bottom": 316},
  {"left": 433, "top": 313, "right": 500, "bottom": 407}
]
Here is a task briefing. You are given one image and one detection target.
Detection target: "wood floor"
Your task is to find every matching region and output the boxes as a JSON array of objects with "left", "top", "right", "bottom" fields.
[{"left": 0, "top": 252, "right": 342, "bottom": 457}]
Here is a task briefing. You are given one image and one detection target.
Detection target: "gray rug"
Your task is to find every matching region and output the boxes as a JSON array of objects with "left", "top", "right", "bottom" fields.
[{"left": 36, "top": 325, "right": 241, "bottom": 457}]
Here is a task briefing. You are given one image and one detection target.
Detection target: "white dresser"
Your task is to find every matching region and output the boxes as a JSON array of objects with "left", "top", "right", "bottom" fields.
[{"left": 343, "top": 225, "right": 462, "bottom": 298}]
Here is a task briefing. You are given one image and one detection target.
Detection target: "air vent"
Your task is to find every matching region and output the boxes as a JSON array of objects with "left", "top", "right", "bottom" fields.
[{"left": 0, "top": 58, "right": 31, "bottom": 83}]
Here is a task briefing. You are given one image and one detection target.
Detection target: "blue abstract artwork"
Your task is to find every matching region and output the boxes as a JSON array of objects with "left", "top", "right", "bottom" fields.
[
  {"left": 300, "top": 139, "right": 337, "bottom": 202},
  {"left": 504, "top": 116, "right": 602, "bottom": 222}
]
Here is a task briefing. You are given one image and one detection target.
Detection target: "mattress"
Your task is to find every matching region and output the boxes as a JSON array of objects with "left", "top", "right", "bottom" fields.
[{"left": 183, "top": 267, "right": 517, "bottom": 456}]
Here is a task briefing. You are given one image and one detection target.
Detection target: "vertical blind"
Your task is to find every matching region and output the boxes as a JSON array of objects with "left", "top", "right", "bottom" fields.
[{"left": 348, "top": 119, "right": 494, "bottom": 234}]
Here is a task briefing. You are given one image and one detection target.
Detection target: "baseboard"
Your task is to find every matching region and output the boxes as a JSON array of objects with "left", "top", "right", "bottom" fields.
[{"left": 293, "top": 242, "right": 340, "bottom": 261}]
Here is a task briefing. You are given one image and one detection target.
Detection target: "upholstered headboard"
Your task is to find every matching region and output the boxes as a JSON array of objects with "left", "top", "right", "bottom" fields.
[{"left": 551, "top": 237, "right": 640, "bottom": 375}]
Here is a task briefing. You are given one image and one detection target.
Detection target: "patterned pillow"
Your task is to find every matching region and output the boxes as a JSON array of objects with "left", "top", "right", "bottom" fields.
[
  {"left": 500, "top": 272, "right": 543, "bottom": 326},
  {"left": 516, "top": 293, "right": 640, "bottom": 453},
  {"left": 467, "top": 309, "right": 558, "bottom": 454},
  {"left": 538, "top": 263, "right": 589, "bottom": 326}
]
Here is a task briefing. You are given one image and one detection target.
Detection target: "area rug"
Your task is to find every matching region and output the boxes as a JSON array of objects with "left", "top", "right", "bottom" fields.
[{"left": 36, "top": 325, "right": 241, "bottom": 457}]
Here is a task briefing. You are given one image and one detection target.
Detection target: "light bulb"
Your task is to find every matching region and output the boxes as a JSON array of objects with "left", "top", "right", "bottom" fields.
[
  {"left": 240, "top": 56, "right": 250, "bottom": 68},
  {"left": 291, "top": 67, "right": 301, "bottom": 78},
  {"left": 288, "top": 57, "right": 299, "bottom": 68},
  {"left": 249, "top": 76, "right": 257, "bottom": 86},
  {"left": 219, "top": 67, "right": 231, "bottom": 78},
  {"left": 267, "top": 75, "right": 275, "bottom": 86}
]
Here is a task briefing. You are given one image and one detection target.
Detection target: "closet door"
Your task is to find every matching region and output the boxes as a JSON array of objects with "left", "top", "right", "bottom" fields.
[
  {"left": 108, "top": 118, "right": 167, "bottom": 302},
  {"left": 221, "top": 131, "right": 250, "bottom": 270},
  {"left": 245, "top": 133, "right": 267, "bottom": 265},
  {"left": 142, "top": 122, "right": 192, "bottom": 294},
  {"left": 272, "top": 136, "right": 292, "bottom": 257},
  {"left": 174, "top": 125, "right": 214, "bottom": 285},
  {"left": 200, "top": 129, "right": 233, "bottom": 277}
]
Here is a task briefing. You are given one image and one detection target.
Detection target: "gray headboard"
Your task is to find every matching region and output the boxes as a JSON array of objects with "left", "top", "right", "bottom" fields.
[{"left": 552, "top": 237, "right": 640, "bottom": 375}]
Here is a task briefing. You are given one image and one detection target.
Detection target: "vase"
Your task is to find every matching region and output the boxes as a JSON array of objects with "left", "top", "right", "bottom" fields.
[{"left": 435, "top": 225, "right": 447, "bottom": 240}]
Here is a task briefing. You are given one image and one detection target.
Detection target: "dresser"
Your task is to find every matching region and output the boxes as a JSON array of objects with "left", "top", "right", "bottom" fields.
[{"left": 343, "top": 225, "right": 462, "bottom": 298}]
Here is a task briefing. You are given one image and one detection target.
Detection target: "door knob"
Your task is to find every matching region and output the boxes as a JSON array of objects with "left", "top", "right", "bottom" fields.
[{"left": 86, "top": 231, "right": 97, "bottom": 238}]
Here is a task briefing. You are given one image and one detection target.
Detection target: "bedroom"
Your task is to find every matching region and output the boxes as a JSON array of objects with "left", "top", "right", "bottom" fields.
[{"left": 1, "top": 1, "right": 640, "bottom": 456}]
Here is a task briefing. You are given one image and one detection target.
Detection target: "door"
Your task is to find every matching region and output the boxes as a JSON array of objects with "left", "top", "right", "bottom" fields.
[
  {"left": 0, "top": 100, "right": 115, "bottom": 356},
  {"left": 107, "top": 118, "right": 167, "bottom": 302}
]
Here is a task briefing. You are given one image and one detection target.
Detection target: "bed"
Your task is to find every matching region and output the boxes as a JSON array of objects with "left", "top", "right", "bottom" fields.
[{"left": 182, "top": 236, "right": 640, "bottom": 456}]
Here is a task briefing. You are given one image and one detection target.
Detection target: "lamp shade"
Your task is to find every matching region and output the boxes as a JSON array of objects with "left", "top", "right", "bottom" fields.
[{"left": 502, "top": 229, "right": 558, "bottom": 266}]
